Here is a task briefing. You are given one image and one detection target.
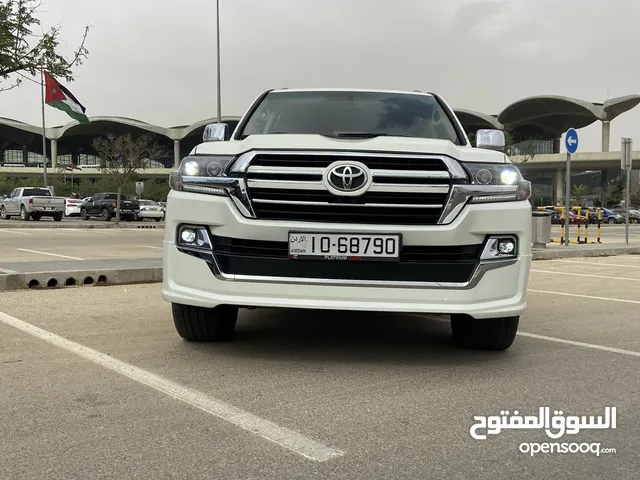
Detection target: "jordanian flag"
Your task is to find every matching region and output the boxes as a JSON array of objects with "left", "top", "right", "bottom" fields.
[{"left": 44, "top": 72, "right": 90, "bottom": 124}]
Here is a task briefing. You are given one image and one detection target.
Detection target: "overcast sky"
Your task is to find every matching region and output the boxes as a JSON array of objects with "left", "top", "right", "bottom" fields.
[{"left": 3, "top": 0, "right": 640, "bottom": 152}]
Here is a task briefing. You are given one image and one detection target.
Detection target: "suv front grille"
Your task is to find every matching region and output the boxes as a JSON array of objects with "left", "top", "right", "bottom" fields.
[
  {"left": 211, "top": 235, "right": 483, "bottom": 283},
  {"left": 245, "top": 153, "right": 454, "bottom": 225}
]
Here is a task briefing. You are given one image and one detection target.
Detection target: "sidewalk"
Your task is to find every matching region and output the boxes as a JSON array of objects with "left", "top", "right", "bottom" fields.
[{"left": 532, "top": 242, "right": 640, "bottom": 260}]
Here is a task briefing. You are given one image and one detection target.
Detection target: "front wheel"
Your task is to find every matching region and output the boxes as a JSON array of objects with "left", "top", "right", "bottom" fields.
[
  {"left": 171, "top": 303, "right": 238, "bottom": 342},
  {"left": 608, "top": 217, "right": 617, "bottom": 225},
  {"left": 450, "top": 314, "right": 519, "bottom": 351}
]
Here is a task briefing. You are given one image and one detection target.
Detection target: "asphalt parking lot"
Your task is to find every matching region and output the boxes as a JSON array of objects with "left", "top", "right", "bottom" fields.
[
  {"left": 1, "top": 255, "right": 638, "bottom": 479},
  {"left": 0, "top": 227, "right": 163, "bottom": 273}
]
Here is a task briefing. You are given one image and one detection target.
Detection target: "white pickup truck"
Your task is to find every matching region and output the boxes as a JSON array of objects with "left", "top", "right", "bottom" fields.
[
  {"left": 0, "top": 187, "right": 66, "bottom": 221},
  {"left": 162, "top": 88, "right": 533, "bottom": 350}
]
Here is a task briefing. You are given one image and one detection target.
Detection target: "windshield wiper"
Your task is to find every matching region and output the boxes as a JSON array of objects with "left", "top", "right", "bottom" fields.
[
  {"left": 332, "top": 132, "right": 390, "bottom": 139},
  {"left": 331, "top": 132, "right": 415, "bottom": 139}
]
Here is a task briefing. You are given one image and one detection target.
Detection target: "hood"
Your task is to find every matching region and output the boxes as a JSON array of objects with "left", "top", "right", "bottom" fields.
[{"left": 192, "top": 134, "right": 509, "bottom": 164}]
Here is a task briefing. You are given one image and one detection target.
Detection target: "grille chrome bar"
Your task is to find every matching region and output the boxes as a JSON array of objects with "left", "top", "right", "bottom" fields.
[
  {"left": 252, "top": 198, "right": 443, "bottom": 209},
  {"left": 247, "top": 179, "right": 325, "bottom": 190},
  {"left": 247, "top": 179, "right": 450, "bottom": 194},
  {"left": 246, "top": 165, "right": 451, "bottom": 179}
]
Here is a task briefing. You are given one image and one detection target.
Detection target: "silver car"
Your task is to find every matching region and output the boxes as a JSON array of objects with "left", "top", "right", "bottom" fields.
[{"left": 136, "top": 199, "right": 164, "bottom": 222}]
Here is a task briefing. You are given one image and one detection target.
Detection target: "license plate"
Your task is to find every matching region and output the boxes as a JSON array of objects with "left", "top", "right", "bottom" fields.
[
  {"left": 288, "top": 232, "right": 401, "bottom": 261},
  {"left": 45, "top": 207, "right": 53, "bottom": 210}
]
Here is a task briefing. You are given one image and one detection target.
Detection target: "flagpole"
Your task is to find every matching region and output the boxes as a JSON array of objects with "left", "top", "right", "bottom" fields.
[
  {"left": 40, "top": 69, "right": 48, "bottom": 187},
  {"left": 216, "top": 0, "right": 222, "bottom": 123}
]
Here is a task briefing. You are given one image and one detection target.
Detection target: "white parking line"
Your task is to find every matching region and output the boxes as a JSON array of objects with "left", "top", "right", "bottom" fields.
[
  {"left": 528, "top": 289, "right": 640, "bottom": 304},
  {"left": 517, "top": 332, "right": 640, "bottom": 358},
  {"left": 0, "top": 311, "right": 344, "bottom": 462},
  {"left": 530, "top": 269, "right": 640, "bottom": 282},
  {"left": 0, "top": 267, "right": 18, "bottom": 274},
  {"left": 16, "top": 248, "right": 84, "bottom": 261},
  {"left": 425, "top": 315, "right": 640, "bottom": 357},
  {"left": 0, "top": 229, "right": 32, "bottom": 235},
  {"left": 553, "top": 259, "right": 640, "bottom": 268},
  {"left": 141, "top": 246, "right": 162, "bottom": 250}
]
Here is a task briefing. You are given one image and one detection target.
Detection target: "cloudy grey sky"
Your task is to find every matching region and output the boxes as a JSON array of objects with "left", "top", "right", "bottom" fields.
[{"left": 3, "top": 0, "right": 640, "bottom": 152}]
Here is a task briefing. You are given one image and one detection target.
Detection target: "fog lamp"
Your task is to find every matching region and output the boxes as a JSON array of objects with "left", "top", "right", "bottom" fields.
[
  {"left": 180, "top": 228, "right": 197, "bottom": 244},
  {"left": 498, "top": 238, "right": 516, "bottom": 255}
]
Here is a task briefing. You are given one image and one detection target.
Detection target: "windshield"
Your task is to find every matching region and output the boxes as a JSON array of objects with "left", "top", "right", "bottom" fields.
[
  {"left": 23, "top": 188, "right": 51, "bottom": 197},
  {"left": 140, "top": 200, "right": 157, "bottom": 206},
  {"left": 238, "top": 91, "right": 462, "bottom": 143},
  {"left": 104, "top": 193, "right": 129, "bottom": 201}
]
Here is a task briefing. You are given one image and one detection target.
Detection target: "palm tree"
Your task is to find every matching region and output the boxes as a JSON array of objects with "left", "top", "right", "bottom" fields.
[{"left": 571, "top": 184, "right": 589, "bottom": 206}]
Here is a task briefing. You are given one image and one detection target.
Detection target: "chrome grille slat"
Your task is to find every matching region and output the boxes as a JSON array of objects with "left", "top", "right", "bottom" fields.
[
  {"left": 244, "top": 152, "right": 457, "bottom": 225},
  {"left": 252, "top": 199, "right": 443, "bottom": 209}
]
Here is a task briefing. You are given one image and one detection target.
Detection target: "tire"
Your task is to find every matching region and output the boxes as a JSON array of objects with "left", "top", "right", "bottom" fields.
[
  {"left": 154, "top": 217, "right": 162, "bottom": 222},
  {"left": 171, "top": 303, "right": 238, "bottom": 342},
  {"left": 20, "top": 206, "right": 30, "bottom": 221},
  {"left": 0, "top": 206, "right": 10, "bottom": 220},
  {"left": 81, "top": 208, "right": 90, "bottom": 220},
  {"left": 32, "top": 215, "right": 41, "bottom": 221},
  {"left": 450, "top": 314, "right": 519, "bottom": 351},
  {"left": 608, "top": 217, "right": 616, "bottom": 225},
  {"left": 53, "top": 213, "right": 63, "bottom": 222},
  {"left": 632, "top": 218, "right": 639, "bottom": 224},
  {"left": 101, "top": 208, "right": 112, "bottom": 221}
]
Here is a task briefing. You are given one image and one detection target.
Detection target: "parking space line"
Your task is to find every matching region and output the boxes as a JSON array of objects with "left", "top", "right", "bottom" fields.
[
  {"left": 0, "top": 229, "right": 33, "bottom": 235},
  {"left": 528, "top": 289, "right": 640, "bottom": 304},
  {"left": 530, "top": 269, "right": 640, "bottom": 281},
  {"left": 553, "top": 259, "right": 640, "bottom": 268},
  {"left": 16, "top": 248, "right": 84, "bottom": 261},
  {"left": 0, "top": 311, "right": 345, "bottom": 462},
  {"left": 0, "top": 267, "right": 18, "bottom": 274},
  {"left": 141, "top": 246, "right": 162, "bottom": 250},
  {"left": 518, "top": 332, "right": 640, "bottom": 358}
]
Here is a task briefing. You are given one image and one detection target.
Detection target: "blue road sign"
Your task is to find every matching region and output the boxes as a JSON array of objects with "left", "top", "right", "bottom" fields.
[{"left": 565, "top": 128, "right": 579, "bottom": 154}]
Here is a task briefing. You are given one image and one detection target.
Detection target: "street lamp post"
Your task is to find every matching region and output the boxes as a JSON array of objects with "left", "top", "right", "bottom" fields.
[{"left": 216, "top": 0, "right": 222, "bottom": 124}]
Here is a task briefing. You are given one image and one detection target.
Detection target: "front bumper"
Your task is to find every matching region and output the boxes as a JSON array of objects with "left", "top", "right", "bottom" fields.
[{"left": 161, "top": 191, "right": 532, "bottom": 319}]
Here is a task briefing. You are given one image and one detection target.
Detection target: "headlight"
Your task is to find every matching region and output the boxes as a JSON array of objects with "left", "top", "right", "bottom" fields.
[
  {"left": 462, "top": 162, "right": 523, "bottom": 186},
  {"left": 179, "top": 155, "right": 236, "bottom": 178},
  {"left": 169, "top": 155, "right": 237, "bottom": 196},
  {"left": 461, "top": 162, "right": 531, "bottom": 203}
]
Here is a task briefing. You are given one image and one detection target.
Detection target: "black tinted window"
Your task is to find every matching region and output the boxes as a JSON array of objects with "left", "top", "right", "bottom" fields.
[
  {"left": 22, "top": 188, "right": 51, "bottom": 196},
  {"left": 239, "top": 91, "right": 461, "bottom": 143}
]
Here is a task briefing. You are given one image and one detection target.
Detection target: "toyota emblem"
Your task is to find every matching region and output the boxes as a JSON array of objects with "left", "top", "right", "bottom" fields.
[{"left": 323, "top": 161, "right": 372, "bottom": 196}]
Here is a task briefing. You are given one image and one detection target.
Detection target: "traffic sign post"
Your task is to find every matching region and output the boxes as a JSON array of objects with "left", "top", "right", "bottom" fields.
[
  {"left": 135, "top": 181, "right": 144, "bottom": 197},
  {"left": 564, "top": 129, "right": 579, "bottom": 246},
  {"left": 621, "top": 138, "right": 633, "bottom": 245}
]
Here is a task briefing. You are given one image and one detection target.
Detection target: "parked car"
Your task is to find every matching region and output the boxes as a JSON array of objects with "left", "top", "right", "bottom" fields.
[
  {"left": 80, "top": 192, "right": 140, "bottom": 221},
  {"left": 599, "top": 208, "right": 624, "bottom": 224},
  {"left": 64, "top": 197, "right": 84, "bottom": 217},
  {"left": 136, "top": 199, "right": 164, "bottom": 222},
  {"left": 610, "top": 208, "right": 640, "bottom": 223},
  {"left": 550, "top": 210, "right": 578, "bottom": 225},
  {"left": 0, "top": 187, "right": 66, "bottom": 221}
]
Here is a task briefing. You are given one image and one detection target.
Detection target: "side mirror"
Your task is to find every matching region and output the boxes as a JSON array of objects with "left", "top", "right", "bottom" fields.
[
  {"left": 475, "top": 129, "right": 505, "bottom": 150},
  {"left": 203, "top": 123, "right": 228, "bottom": 142}
]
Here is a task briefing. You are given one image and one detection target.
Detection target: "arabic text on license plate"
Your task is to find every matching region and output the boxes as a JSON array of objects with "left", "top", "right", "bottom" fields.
[{"left": 288, "top": 233, "right": 400, "bottom": 261}]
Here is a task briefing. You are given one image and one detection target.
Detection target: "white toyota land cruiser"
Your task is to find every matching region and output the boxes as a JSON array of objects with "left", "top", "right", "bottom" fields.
[{"left": 162, "top": 89, "right": 532, "bottom": 350}]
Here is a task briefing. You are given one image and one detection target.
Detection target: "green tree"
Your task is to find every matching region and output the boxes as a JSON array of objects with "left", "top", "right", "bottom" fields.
[
  {"left": 92, "top": 134, "right": 167, "bottom": 226},
  {"left": 571, "top": 184, "right": 589, "bottom": 206},
  {"left": 504, "top": 132, "right": 536, "bottom": 164},
  {"left": 594, "top": 179, "right": 624, "bottom": 208},
  {"left": 0, "top": 0, "right": 90, "bottom": 92}
]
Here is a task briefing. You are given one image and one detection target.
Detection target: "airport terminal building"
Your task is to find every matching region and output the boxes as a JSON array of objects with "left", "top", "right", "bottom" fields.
[{"left": 1, "top": 94, "right": 639, "bottom": 204}]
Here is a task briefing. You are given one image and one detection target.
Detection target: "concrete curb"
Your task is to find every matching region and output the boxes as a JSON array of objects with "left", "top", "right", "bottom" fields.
[
  {"left": 532, "top": 246, "right": 640, "bottom": 260},
  {"left": 0, "top": 267, "right": 162, "bottom": 291},
  {"left": 0, "top": 223, "right": 163, "bottom": 229}
]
